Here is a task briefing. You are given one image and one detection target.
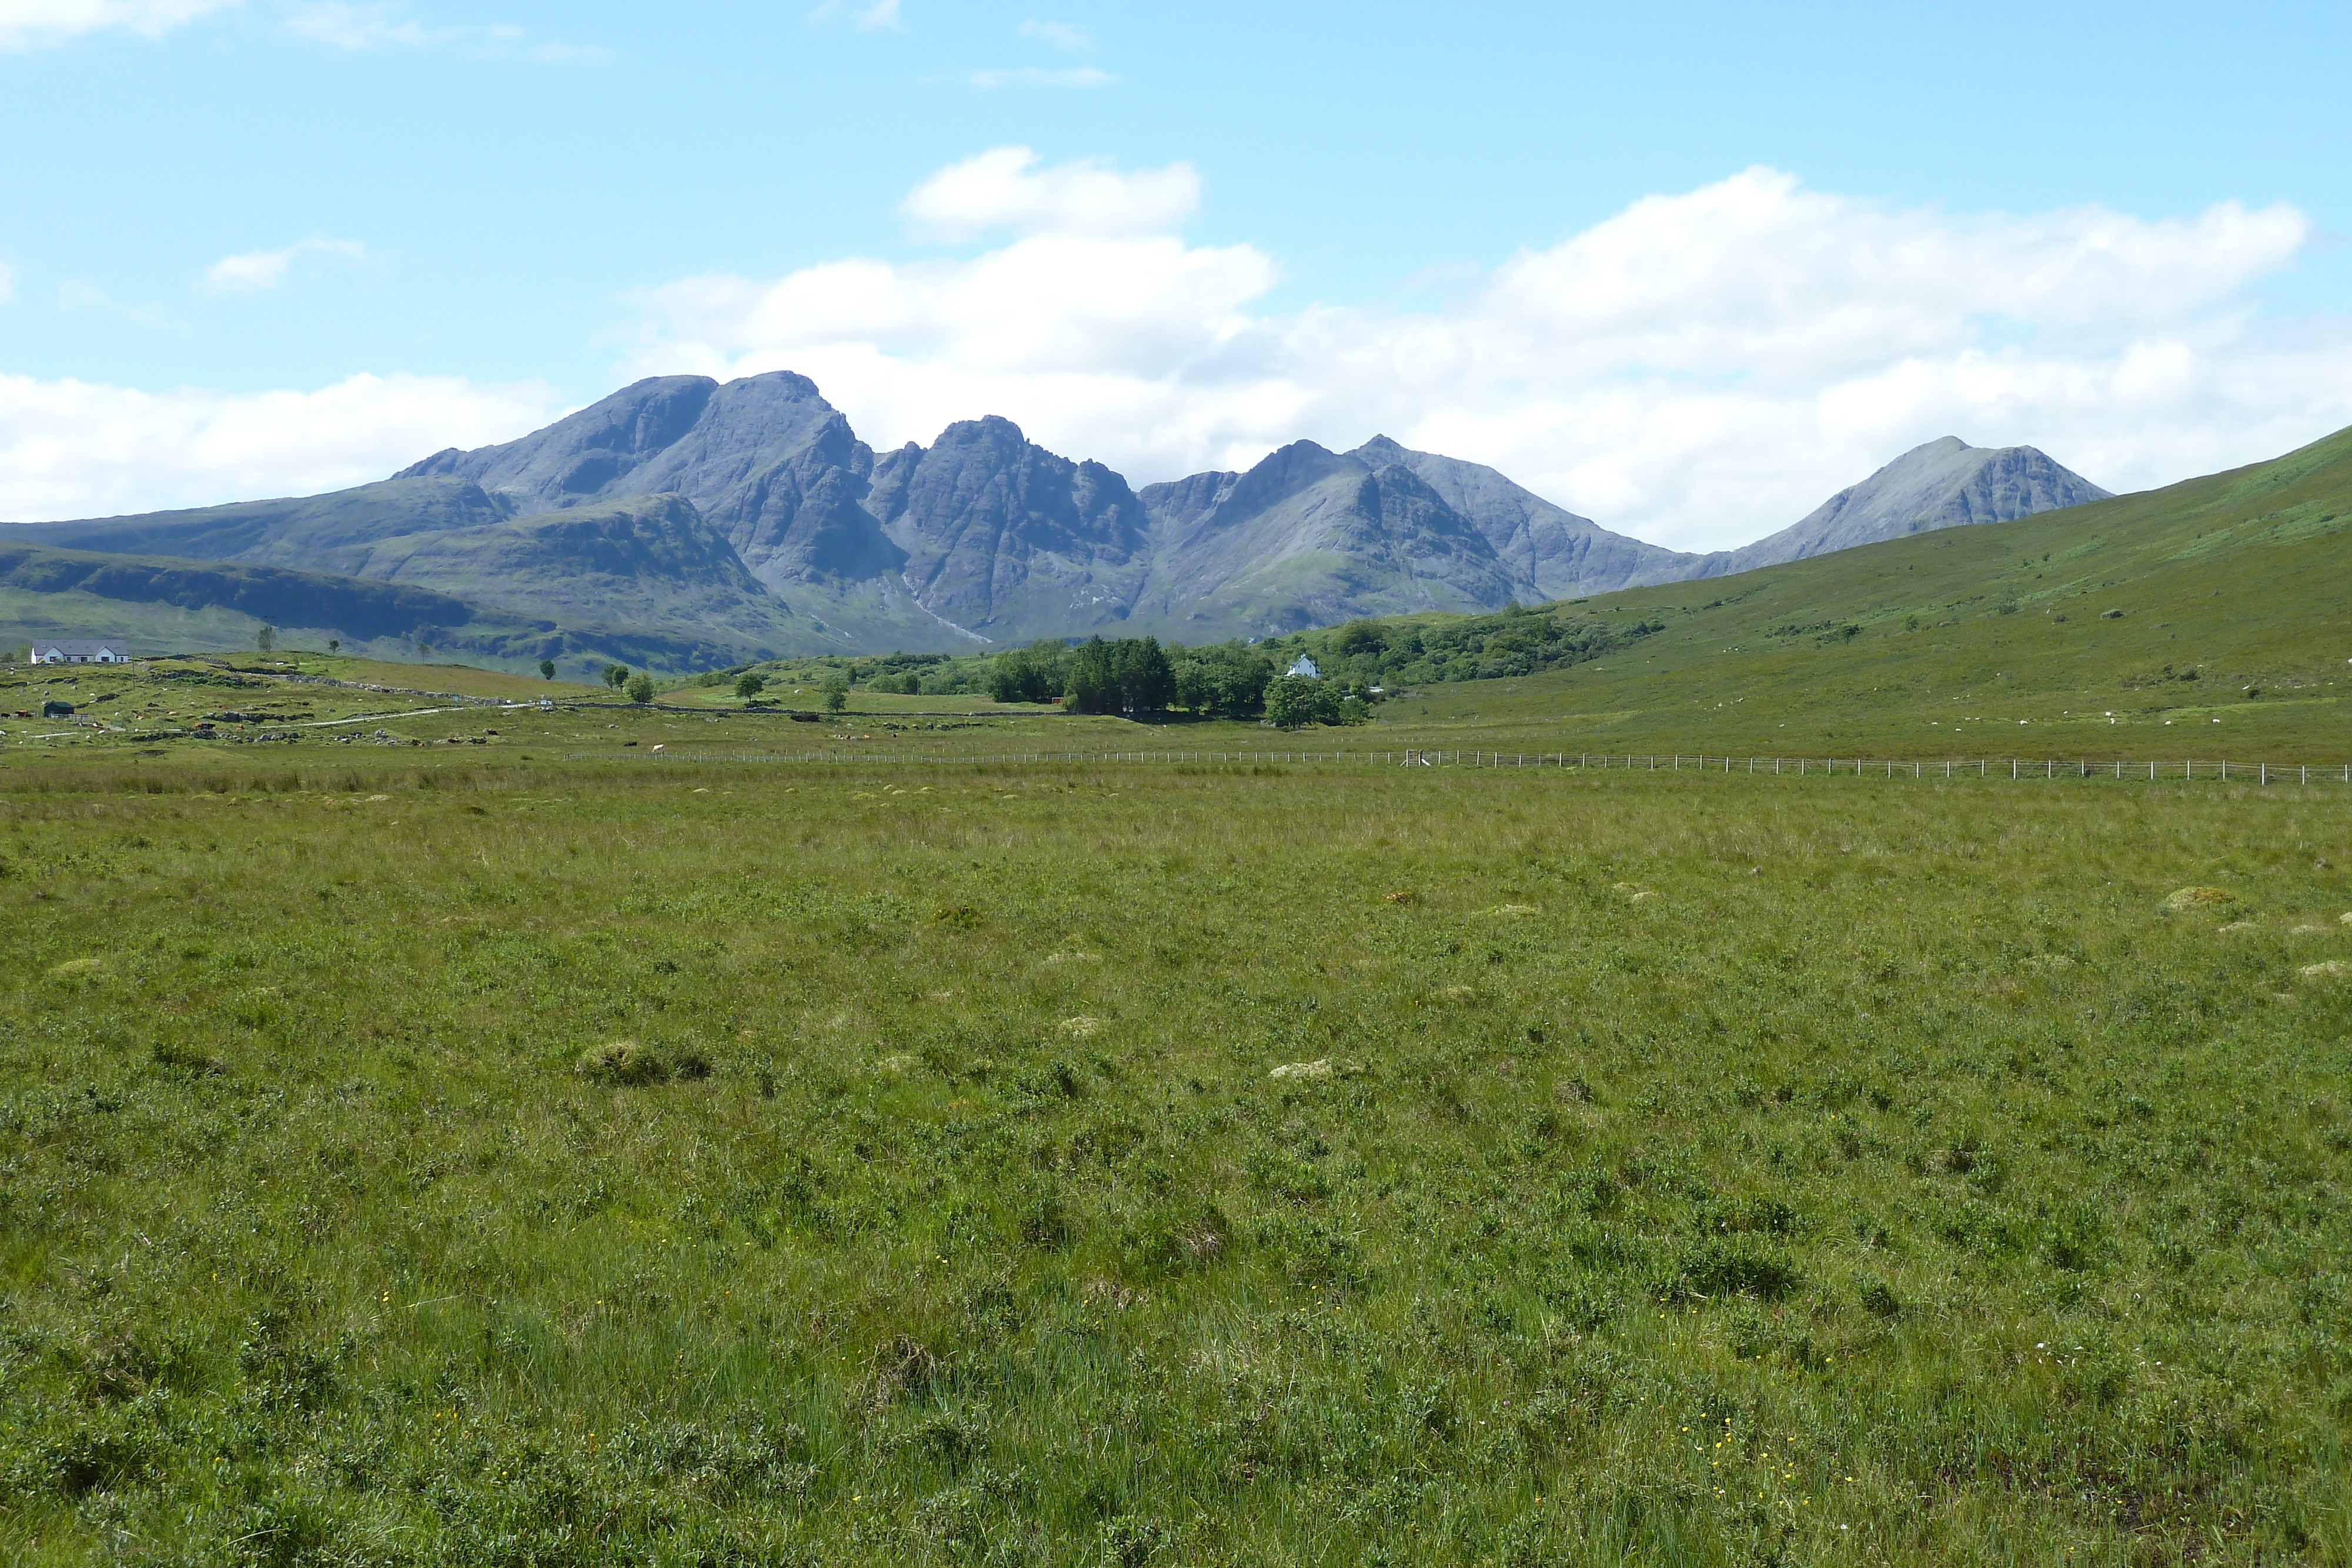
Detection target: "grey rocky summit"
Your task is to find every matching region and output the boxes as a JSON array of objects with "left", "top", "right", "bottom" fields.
[
  {"left": 8, "top": 370, "right": 2114, "bottom": 665},
  {"left": 1689, "top": 437, "right": 2110, "bottom": 578}
]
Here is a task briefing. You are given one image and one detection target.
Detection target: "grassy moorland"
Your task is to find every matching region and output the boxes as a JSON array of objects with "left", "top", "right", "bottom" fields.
[
  {"left": 2, "top": 754, "right": 2347, "bottom": 1566},
  {"left": 1297, "top": 422, "right": 2352, "bottom": 761}
]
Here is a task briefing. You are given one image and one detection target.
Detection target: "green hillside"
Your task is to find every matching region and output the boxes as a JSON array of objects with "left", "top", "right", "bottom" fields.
[
  {"left": 1274, "top": 422, "right": 2352, "bottom": 759},
  {"left": 0, "top": 538, "right": 813, "bottom": 680}
]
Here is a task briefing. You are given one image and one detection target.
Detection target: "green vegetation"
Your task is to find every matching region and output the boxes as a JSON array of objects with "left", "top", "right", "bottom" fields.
[
  {"left": 1, "top": 752, "right": 2346, "bottom": 1564},
  {"left": 1265, "top": 673, "right": 1372, "bottom": 731},
  {"left": 1281, "top": 423, "right": 2352, "bottom": 760}
]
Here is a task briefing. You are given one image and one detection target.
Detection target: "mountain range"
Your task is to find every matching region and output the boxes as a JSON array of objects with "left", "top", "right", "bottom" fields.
[{"left": 1, "top": 371, "right": 2109, "bottom": 671}]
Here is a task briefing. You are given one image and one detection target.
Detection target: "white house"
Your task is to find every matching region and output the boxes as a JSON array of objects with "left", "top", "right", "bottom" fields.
[
  {"left": 28, "top": 640, "right": 129, "bottom": 665},
  {"left": 1285, "top": 654, "right": 1321, "bottom": 679}
]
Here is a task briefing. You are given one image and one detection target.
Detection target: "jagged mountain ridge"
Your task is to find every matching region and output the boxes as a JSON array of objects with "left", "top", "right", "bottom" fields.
[
  {"left": 7, "top": 370, "right": 2112, "bottom": 667},
  {"left": 395, "top": 372, "right": 1716, "bottom": 644}
]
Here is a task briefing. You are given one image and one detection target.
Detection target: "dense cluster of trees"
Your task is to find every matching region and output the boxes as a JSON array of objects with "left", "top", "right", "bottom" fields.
[
  {"left": 1261, "top": 604, "right": 1666, "bottom": 687},
  {"left": 687, "top": 601, "right": 1652, "bottom": 726},
  {"left": 984, "top": 637, "right": 1336, "bottom": 720},
  {"left": 1263, "top": 674, "right": 1372, "bottom": 730}
]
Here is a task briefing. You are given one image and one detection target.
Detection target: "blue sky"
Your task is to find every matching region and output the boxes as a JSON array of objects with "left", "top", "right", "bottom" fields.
[{"left": 4, "top": 0, "right": 2350, "bottom": 544}]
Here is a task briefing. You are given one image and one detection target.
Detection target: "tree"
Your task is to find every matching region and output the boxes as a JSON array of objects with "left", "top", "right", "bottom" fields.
[
  {"left": 624, "top": 670, "right": 653, "bottom": 704},
  {"left": 1172, "top": 643, "right": 1275, "bottom": 716},
  {"left": 987, "top": 641, "right": 1067, "bottom": 704},
  {"left": 603, "top": 663, "right": 629, "bottom": 690},
  {"left": 1062, "top": 637, "right": 1175, "bottom": 716},
  {"left": 1112, "top": 637, "right": 1175, "bottom": 714},
  {"left": 1264, "top": 674, "right": 1342, "bottom": 730},
  {"left": 734, "top": 672, "right": 766, "bottom": 699},
  {"left": 822, "top": 673, "right": 850, "bottom": 713},
  {"left": 1063, "top": 638, "right": 1120, "bottom": 714},
  {"left": 540, "top": 659, "right": 557, "bottom": 681},
  {"left": 255, "top": 626, "right": 276, "bottom": 653},
  {"left": 328, "top": 639, "right": 340, "bottom": 654}
]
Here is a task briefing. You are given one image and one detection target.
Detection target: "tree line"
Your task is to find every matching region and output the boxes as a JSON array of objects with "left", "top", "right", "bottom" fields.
[{"left": 987, "top": 637, "right": 1373, "bottom": 727}]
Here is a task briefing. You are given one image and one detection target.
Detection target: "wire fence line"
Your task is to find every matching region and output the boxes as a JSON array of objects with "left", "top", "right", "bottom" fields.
[{"left": 565, "top": 747, "right": 2352, "bottom": 785}]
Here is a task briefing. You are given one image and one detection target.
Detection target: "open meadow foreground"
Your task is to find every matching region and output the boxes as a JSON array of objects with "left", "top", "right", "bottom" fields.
[{"left": 3, "top": 753, "right": 2347, "bottom": 1566}]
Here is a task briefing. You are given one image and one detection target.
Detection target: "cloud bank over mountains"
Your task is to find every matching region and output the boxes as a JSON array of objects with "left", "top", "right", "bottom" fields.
[{"left": 5, "top": 150, "right": 2348, "bottom": 547}]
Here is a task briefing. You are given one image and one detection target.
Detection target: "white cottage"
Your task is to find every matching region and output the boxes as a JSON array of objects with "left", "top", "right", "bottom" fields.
[
  {"left": 1285, "top": 654, "right": 1321, "bottom": 679},
  {"left": 28, "top": 640, "right": 130, "bottom": 665}
]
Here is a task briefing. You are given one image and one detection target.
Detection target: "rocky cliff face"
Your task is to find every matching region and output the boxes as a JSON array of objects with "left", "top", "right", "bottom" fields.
[
  {"left": 12, "top": 370, "right": 2116, "bottom": 657},
  {"left": 1344, "top": 436, "right": 1702, "bottom": 600},
  {"left": 864, "top": 416, "right": 1153, "bottom": 636}
]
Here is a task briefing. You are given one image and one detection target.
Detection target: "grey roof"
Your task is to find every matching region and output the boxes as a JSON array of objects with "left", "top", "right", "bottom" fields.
[{"left": 31, "top": 639, "right": 128, "bottom": 655}]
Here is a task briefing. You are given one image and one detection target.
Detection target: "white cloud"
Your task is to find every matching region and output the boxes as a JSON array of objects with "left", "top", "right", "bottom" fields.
[
  {"left": 0, "top": 372, "right": 560, "bottom": 522},
  {"left": 903, "top": 146, "right": 1196, "bottom": 241},
  {"left": 0, "top": 0, "right": 235, "bottom": 47},
  {"left": 624, "top": 161, "right": 2352, "bottom": 551},
  {"left": 808, "top": 0, "right": 900, "bottom": 31},
  {"left": 202, "top": 236, "right": 368, "bottom": 293},
  {"left": 968, "top": 64, "right": 1110, "bottom": 88},
  {"left": 1018, "top": 18, "right": 1088, "bottom": 51},
  {"left": 280, "top": 1, "right": 432, "bottom": 46},
  {"left": 0, "top": 1, "right": 593, "bottom": 54},
  {"left": 277, "top": 4, "right": 593, "bottom": 56}
]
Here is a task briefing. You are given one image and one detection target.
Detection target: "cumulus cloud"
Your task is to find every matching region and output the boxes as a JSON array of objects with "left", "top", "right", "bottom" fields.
[
  {"left": 0, "top": 0, "right": 236, "bottom": 48},
  {"left": 624, "top": 161, "right": 2350, "bottom": 550},
  {"left": 0, "top": 372, "right": 560, "bottom": 522},
  {"left": 201, "top": 236, "right": 369, "bottom": 293},
  {"left": 903, "top": 147, "right": 1197, "bottom": 241}
]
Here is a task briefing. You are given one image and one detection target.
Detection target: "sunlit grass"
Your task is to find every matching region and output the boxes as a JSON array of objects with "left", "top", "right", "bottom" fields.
[{"left": 1, "top": 757, "right": 2347, "bottom": 1564}]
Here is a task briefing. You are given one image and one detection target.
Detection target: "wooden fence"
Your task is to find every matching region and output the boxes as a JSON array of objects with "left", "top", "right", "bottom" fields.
[{"left": 570, "top": 747, "right": 2352, "bottom": 785}]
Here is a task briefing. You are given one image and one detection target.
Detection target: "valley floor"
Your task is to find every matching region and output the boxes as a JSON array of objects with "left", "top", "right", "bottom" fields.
[{"left": 1, "top": 749, "right": 2347, "bottom": 1565}]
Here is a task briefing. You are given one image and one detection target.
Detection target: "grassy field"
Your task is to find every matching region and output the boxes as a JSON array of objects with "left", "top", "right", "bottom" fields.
[{"left": 2, "top": 750, "right": 2347, "bottom": 1566}]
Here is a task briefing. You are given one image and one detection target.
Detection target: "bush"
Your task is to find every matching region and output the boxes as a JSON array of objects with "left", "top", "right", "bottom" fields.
[{"left": 624, "top": 671, "right": 653, "bottom": 704}]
